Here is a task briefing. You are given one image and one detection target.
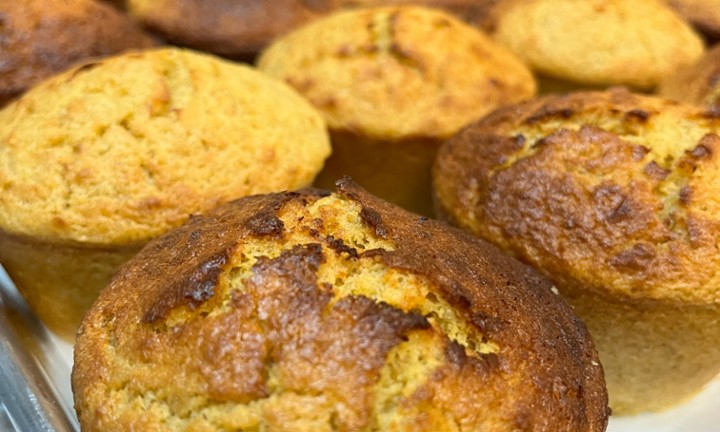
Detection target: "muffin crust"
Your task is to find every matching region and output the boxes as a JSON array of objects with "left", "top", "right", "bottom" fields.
[
  {"left": 73, "top": 180, "right": 608, "bottom": 431},
  {"left": 0, "top": 0, "right": 154, "bottom": 106}
]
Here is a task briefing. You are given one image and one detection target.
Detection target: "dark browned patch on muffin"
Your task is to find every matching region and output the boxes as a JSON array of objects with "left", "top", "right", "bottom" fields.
[
  {"left": 242, "top": 193, "right": 301, "bottom": 237},
  {"left": 326, "top": 235, "right": 359, "bottom": 258},
  {"left": 143, "top": 251, "right": 230, "bottom": 323},
  {"left": 679, "top": 186, "right": 692, "bottom": 205},
  {"left": 644, "top": 161, "right": 670, "bottom": 180},
  {"left": 523, "top": 106, "right": 574, "bottom": 125},
  {"left": 610, "top": 243, "right": 656, "bottom": 271},
  {"left": 624, "top": 109, "right": 651, "bottom": 122},
  {"left": 360, "top": 206, "right": 388, "bottom": 239}
]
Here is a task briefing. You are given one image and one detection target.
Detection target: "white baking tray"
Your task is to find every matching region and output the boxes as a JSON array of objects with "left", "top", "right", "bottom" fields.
[{"left": 0, "top": 265, "right": 718, "bottom": 432}]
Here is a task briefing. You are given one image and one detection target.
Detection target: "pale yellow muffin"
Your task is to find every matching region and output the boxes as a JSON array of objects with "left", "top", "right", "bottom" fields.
[
  {"left": 258, "top": 6, "right": 536, "bottom": 215},
  {"left": 491, "top": 0, "right": 705, "bottom": 90},
  {"left": 667, "top": 0, "right": 720, "bottom": 41},
  {"left": 659, "top": 43, "right": 720, "bottom": 113},
  {"left": 0, "top": 47, "right": 330, "bottom": 340},
  {"left": 433, "top": 88, "right": 720, "bottom": 414},
  {"left": 73, "top": 179, "right": 609, "bottom": 432}
]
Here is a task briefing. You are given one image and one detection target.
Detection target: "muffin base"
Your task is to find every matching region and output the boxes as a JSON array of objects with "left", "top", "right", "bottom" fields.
[
  {"left": 563, "top": 285, "right": 720, "bottom": 414},
  {"left": 0, "top": 231, "right": 140, "bottom": 341}
]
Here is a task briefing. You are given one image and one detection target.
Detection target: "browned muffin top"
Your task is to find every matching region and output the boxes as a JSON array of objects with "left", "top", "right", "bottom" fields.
[
  {"left": 73, "top": 179, "right": 608, "bottom": 432},
  {"left": 124, "top": 0, "right": 500, "bottom": 58},
  {"left": 433, "top": 88, "right": 720, "bottom": 305},
  {"left": 0, "top": 0, "right": 155, "bottom": 106}
]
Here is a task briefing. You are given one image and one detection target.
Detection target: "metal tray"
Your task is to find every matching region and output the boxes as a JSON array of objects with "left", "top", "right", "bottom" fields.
[{"left": 0, "top": 265, "right": 718, "bottom": 432}]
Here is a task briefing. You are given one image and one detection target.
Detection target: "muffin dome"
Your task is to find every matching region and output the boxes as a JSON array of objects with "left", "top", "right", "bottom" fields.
[
  {"left": 0, "top": 0, "right": 155, "bottom": 106},
  {"left": 72, "top": 179, "right": 608, "bottom": 432},
  {"left": 491, "top": 0, "right": 705, "bottom": 89},
  {"left": 0, "top": 47, "right": 330, "bottom": 246},
  {"left": 0, "top": 47, "right": 330, "bottom": 339},
  {"left": 432, "top": 88, "right": 720, "bottom": 413},
  {"left": 257, "top": 5, "right": 535, "bottom": 215},
  {"left": 257, "top": 5, "right": 536, "bottom": 141}
]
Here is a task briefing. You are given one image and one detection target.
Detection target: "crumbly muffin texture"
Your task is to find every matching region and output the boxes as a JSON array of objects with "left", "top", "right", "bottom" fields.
[
  {"left": 0, "top": 0, "right": 154, "bottom": 106},
  {"left": 432, "top": 88, "right": 720, "bottom": 413},
  {"left": 72, "top": 180, "right": 608, "bottom": 432},
  {"left": 435, "top": 88, "right": 720, "bottom": 304},
  {"left": 491, "top": 0, "right": 705, "bottom": 89},
  {"left": 0, "top": 47, "right": 330, "bottom": 246},
  {"left": 257, "top": 5, "right": 536, "bottom": 141}
]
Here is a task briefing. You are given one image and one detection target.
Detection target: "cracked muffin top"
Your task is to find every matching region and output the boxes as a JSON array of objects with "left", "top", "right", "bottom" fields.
[
  {"left": 0, "top": 0, "right": 155, "bottom": 107},
  {"left": 72, "top": 179, "right": 608, "bottom": 432},
  {"left": 0, "top": 47, "right": 330, "bottom": 246},
  {"left": 490, "top": 0, "right": 705, "bottom": 89},
  {"left": 257, "top": 5, "right": 536, "bottom": 142},
  {"left": 433, "top": 88, "right": 720, "bottom": 305}
]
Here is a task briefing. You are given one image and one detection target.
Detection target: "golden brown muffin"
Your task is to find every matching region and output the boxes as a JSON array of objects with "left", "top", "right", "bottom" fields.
[
  {"left": 257, "top": 6, "right": 536, "bottom": 216},
  {"left": 433, "top": 88, "right": 720, "bottom": 414},
  {"left": 666, "top": 0, "right": 720, "bottom": 41},
  {"left": 0, "top": 47, "right": 330, "bottom": 340},
  {"left": 659, "top": 43, "right": 720, "bottom": 113},
  {"left": 72, "top": 179, "right": 609, "bottom": 432},
  {"left": 490, "top": 0, "right": 705, "bottom": 91},
  {"left": 0, "top": 0, "right": 155, "bottom": 107}
]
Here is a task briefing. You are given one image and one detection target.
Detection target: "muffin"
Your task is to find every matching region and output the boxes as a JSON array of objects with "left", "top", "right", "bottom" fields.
[
  {"left": 72, "top": 179, "right": 609, "bottom": 432},
  {"left": 125, "top": 0, "right": 339, "bottom": 58},
  {"left": 0, "top": 0, "right": 155, "bottom": 107},
  {"left": 258, "top": 6, "right": 536, "bottom": 215},
  {"left": 666, "top": 0, "right": 720, "bottom": 42},
  {"left": 433, "top": 88, "right": 720, "bottom": 414},
  {"left": 490, "top": 0, "right": 705, "bottom": 91},
  {"left": 0, "top": 47, "right": 330, "bottom": 340},
  {"left": 659, "top": 43, "right": 720, "bottom": 113},
  {"left": 123, "top": 0, "right": 501, "bottom": 60}
]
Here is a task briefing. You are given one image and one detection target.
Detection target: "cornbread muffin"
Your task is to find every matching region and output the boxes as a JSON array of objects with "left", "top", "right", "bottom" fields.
[
  {"left": 490, "top": 0, "right": 705, "bottom": 90},
  {"left": 258, "top": 6, "right": 536, "bottom": 215},
  {"left": 667, "top": 0, "right": 720, "bottom": 41},
  {"left": 432, "top": 88, "right": 720, "bottom": 413},
  {"left": 0, "top": 47, "right": 330, "bottom": 340},
  {"left": 659, "top": 43, "right": 720, "bottom": 113},
  {"left": 0, "top": 0, "right": 155, "bottom": 107},
  {"left": 72, "top": 179, "right": 609, "bottom": 432}
]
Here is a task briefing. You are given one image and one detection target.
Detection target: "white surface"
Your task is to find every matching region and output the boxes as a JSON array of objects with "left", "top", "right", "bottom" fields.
[{"left": 1, "top": 267, "right": 718, "bottom": 431}]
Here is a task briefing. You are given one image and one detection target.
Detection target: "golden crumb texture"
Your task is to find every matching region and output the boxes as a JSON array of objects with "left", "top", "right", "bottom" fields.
[
  {"left": 0, "top": 0, "right": 155, "bottom": 106},
  {"left": 659, "top": 43, "right": 720, "bottom": 113},
  {"left": 257, "top": 5, "right": 536, "bottom": 141},
  {"left": 0, "top": 47, "right": 330, "bottom": 246},
  {"left": 72, "top": 179, "right": 608, "bottom": 432},
  {"left": 491, "top": 0, "right": 705, "bottom": 89},
  {"left": 433, "top": 88, "right": 720, "bottom": 305}
]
